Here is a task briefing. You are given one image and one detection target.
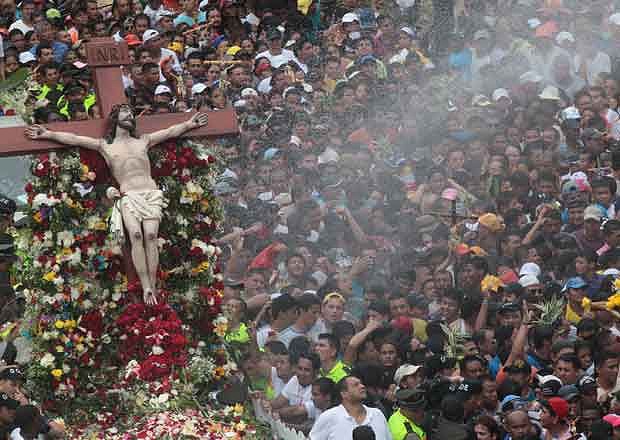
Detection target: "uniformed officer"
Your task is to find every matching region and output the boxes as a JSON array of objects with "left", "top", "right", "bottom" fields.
[{"left": 388, "top": 388, "right": 427, "bottom": 440}]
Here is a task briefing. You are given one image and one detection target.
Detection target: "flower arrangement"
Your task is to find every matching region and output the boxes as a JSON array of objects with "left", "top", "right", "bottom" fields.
[{"left": 13, "top": 139, "right": 262, "bottom": 436}]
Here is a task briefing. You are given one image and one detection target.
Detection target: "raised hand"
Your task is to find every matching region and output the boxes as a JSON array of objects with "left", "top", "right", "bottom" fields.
[
  {"left": 190, "top": 112, "right": 209, "bottom": 128},
  {"left": 25, "top": 124, "right": 48, "bottom": 140}
]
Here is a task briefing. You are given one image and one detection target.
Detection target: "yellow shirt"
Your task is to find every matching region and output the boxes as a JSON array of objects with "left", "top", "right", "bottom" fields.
[
  {"left": 320, "top": 360, "right": 349, "bottom": 383},
  {"left": 388, "top": 409, "right": 426, "bottom": 440},
  {"left": 565, "top": 304, "right": 582, "bottom": 325}
]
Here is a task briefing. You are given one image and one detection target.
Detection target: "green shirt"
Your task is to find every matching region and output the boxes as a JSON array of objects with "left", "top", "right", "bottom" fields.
[
  {"left": 388, "top": 409, "right": 426, "bottom": 440},
  {"left": 225, "top": 322, "right": 250, "bottom": 344},
  {"left": 319, "top": 360, "right": 348, "bottom": 383}
]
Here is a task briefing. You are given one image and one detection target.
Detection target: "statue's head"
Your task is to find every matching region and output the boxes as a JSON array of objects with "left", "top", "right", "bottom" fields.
[{"left": 106, "top": 104, "right": 138, "bottom": 143}]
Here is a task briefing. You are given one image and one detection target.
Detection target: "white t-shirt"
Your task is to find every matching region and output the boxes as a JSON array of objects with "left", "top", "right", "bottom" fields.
[
  {"left": 281, "top": 375, "right": 312, "bottom": 406},
  {"left": 309, "top": 404, "right": 393, "bottom": 440},
  {"left": 271, "top": 366, "right": 287, "bottom": 396},
  {"left": 255, "top": 49, "right": 300, "bottom": 69}
]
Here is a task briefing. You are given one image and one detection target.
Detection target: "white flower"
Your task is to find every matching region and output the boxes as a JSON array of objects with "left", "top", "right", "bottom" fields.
[
  {"left": 62, "top": 364, "right": 70, "bottom": 373},
  {"left": 57, "top": 231, "right": 74, "bottom": 248},
  {"left": 152, "top": 345, "right": 164, "bottom": 356},
  {"left": 205, "top": 245, "right": 216, "bottom": 256},
  {"left": 40, "top": 353, "right": 55, "bottom": 368},
  {"left": 82, "top": 299, "right": 93, "bottom": 309},
  {"left": 157, "top": 393, "right": 169, "bottom": 404},
  {"left": 185, "top": 181, "right": 204, "bottom": 196},
  {"left": 176, "top": 215, "right": 189, "bottom": 226}
]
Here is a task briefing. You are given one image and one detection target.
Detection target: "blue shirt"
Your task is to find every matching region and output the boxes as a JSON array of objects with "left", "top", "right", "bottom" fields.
[{"left": 30, "top": 41, "right": 69, "bottom": 64}]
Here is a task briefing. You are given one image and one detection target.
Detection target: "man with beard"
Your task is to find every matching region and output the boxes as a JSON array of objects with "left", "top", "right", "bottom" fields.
[{"left": 25, "top": 105, "right": 208, "bottom": 305}]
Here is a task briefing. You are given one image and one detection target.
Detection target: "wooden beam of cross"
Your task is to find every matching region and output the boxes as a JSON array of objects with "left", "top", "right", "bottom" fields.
[{"left": 0, "top": 37, "right": 239, "bottom": 156}]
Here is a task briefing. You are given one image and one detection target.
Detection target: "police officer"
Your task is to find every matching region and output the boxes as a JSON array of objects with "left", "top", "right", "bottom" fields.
[{"left": 388, "top": 388, "right": 427, "bottom": 440}]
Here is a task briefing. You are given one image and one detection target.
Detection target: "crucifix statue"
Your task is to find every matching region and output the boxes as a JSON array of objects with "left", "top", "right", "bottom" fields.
[
  {"left": 25, "top": 106, "right": 209, "bottom": 305},
  {"left": 0, "top": 37, "right": 238, "bottom": 304}
]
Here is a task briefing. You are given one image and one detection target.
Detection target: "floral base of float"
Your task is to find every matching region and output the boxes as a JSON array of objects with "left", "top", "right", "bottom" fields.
[{"left": 11, "top": 138, "right": 264, "bottom": 438}]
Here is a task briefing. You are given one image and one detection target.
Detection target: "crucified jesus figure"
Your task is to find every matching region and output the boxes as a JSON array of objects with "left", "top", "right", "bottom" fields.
[{"left": 25, "top": 105, "right": 209, "bottom": 305}]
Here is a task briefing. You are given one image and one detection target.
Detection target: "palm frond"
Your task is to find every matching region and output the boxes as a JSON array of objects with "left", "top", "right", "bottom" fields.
[{"left": 531, "top": 296, "right": 565, "bottom": 326}]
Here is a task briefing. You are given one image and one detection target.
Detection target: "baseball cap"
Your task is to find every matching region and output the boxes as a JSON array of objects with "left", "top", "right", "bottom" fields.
[
  {"left": 0, "top": 367, "right": 23, "bottom": 382},
  {"left": 400, "top": 26, "right": 415, "bottom": 38},
  {"left": 241, "top": 88, "right": 258, "bottom": 98},
  {"left": 18, "top": 52, "right": 36, "bottom": 65},
  {"left": 226, "top": 46, "right": 241, "bottom": 56},
  {"left": 341, "top": 12, "right": 359, "bottom": 23},
  {"left": 543, "top": 397, "right": 569, "bottom": 420},
  {"left": 501, "top": 395, "right": 527, "bottom": 412},
  {"left": 213, "top": 181, "right": 237, "bottom": 196},
  {"left": 558, "top": 384, "right": 579, "bottom": 401},
  {"left": 492, "top": 88, "right": 511, "bottom": 102},
  {"left": 154, "top": 85, "right": 172, "bottom": 96},
  {"left": 142, "top": 29, "right": 160, "bottom": 43},
  {"left": 578, "top": 375, "right": 597, "bottom": 393},
  {"left": 198, "top": 0, "right": 209, "bottom": 10},
  {"left": 155, "top": 9, "right": 175, "bottom": 22},
  {"left": 394, "top": 364, "right": 422, "bottom": 385},
  {"left": 610, "top": 13, "right": 620, "bottom": 26},
  {"left": 562, "top": 276, "right": 588, "bottom": 292},
  {"left": 191, "top": 83, "right": 208, "bottom": 95},
  {"left": 519, "top": 262, "right": 541, "bottom": 277},
  {"left": 537, "top": 374, "right": 563, "bottom": 397},
  {"left": 539, "top": 85, "right": 561, "bottom": 101},
  {"left": 556, "top": 31, "right": 575, "bottom": 44},
  {"left": 263, "top": 148, "right": 282, "bottom": 161},
  {"left": 267, "top": 30, "right": 282, "bottom": 40},
  {"left": 584, "top": 205, "right": 603, "bottom": 222},
  {"left": 499, "top": 302, "right": 521, "bottom": 314},
  {"left": 124, "top": 33, "right": 142, "bottom": 46},
  {"left": 46, "top": 8, "right": 61, "bottom": 19},
  {"left": 0, "top": 393, "right": 19, "bottom": 410}
]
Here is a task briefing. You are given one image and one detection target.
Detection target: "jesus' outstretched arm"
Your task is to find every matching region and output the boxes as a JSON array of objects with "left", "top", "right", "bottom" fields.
[
  {"left": 25, "top": 125, "right": 102, "bottom": 151},
  {"left": 145, "top": 112, "right": 208, "bottom": 148}
]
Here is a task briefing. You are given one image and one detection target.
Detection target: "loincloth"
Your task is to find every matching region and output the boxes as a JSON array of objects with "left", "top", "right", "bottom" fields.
[{"left": 108, "top": 188, "right": 168, "bottom": 244}]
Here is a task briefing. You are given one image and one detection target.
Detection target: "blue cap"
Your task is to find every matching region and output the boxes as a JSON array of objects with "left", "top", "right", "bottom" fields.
[
  {"left": 358, "top": 55, "right": 377, "bottom": 65},
  {"left": 562, "top": 276, "right": 588, "bottom": 292},
  {"left": 501, "top": 395, "right": 526, "bottom": 412},
  {"left": 174, "top": 14, "right": 195, "bottom": 28},
  {"left": 263, "top": 148, "right": 281, "bottom": 161}
]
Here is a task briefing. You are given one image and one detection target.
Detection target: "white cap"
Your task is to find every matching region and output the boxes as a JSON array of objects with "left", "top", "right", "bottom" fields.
[
  {"left": 192, "top": 83, "right": 207, "bottom": 95},
  {"left": 241, "top": 88, "right": 258, "bottom": 98},
  {"left": 492, "top": 88, "right": 510, "bottom": 102},
  {"left": 555, "top": 31, "right": 575, "bottom": 44},
  {"left": 394, "top": 364, "right": 423, "bottom": 385},
  {"left": 539, "top": 85, "right": 561, "bottom": 100},
  {"left": 519, "top": 274, "right": 540, "bottom": 288},
  {"left": 400, "top": 26, "right": 415, "bottom": 38},
  {"left": 198, "top": 0, "right": 209, "bottom": 9},
  {"left": 242, "top": 13, "right": 260, "bottom": 26},
  {"left": 473, "top": 29, "right": 491, "bottom": 40},
  {"left": 155, "top": 9, "right": 174, "bottom": 21},
  {"left": 142, "top": 29, "right": 160, "bottom": 43},
  {"left": 609, "top": 13, "right": 620, "bottom": 26},
  {"left": 527, "top": 18, "right": 542, "bottom": 29},
  {"left": 519, "top": 262, "right": 541, "bottom": 277},
  {"left": 318, "top": 148, "right": 340, "bottom": 164},
  {"left": 154, "top": 84, "right": 172, "bottom": 95},
  {"left": 341, "top": 12, "right": 359, "bottom": 23},
  {"left": 519, "top": 70, "right": 543, "bottom": 84},
  {"left": 18, "top": 52, "right": 36, "bottom": 64},
  {"left": 472, "top": 94, "right": 492, "bottom": 107}
]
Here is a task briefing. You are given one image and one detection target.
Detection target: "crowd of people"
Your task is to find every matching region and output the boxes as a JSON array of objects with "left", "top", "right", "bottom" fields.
[{"left": 2, "top": 0, "right": 620, "bottom": 438}]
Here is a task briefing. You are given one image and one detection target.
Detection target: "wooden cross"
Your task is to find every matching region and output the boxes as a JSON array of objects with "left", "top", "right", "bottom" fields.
[
  {"left": 0, "top": 38, "right": 238, "bottom": 288},
  {"left": 0, "top": 37, "right": 238, "bottom": 156}
]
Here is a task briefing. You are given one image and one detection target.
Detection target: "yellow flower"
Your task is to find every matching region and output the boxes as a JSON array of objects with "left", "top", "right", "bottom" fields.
[
  {"left": 582, "top": 297, "right": 592, "bottom": 313},
  {"left": 51, "top": 369, "right": 63, "bottom": 379},
  {"left": 54, "top": 320, "right": 64, "bottom": 330},
  {"left": 55, "top": 345, "right": 64, "bottom": 353},
  {"left": 43, "top": 271, "right": 57, "bottom": 282},
  {"left": 191, "top": 261, "right": 210, "bottom": 275},
  {"left": 481, "top": 275, "right": 504, "bottom": 293},
  {"left": 233, "top": 403, "right": 244, "bottom": 417},
  {"left": 613, "top": 278, "right": 620, "bottom": 293},
  {"left": 214, "top": 366, "right": 226, "bottom": 379},
  {"left": 94, "top": 221, "right": 107, "bottom": 231},
  {"left": 606, "top": 293, "right": 620, "bottom": 311},
  {"left": 64, "top": 320, "right": 77, "bottom": 330}
]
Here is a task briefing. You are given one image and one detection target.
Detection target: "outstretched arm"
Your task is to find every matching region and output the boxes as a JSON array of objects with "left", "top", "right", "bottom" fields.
[
  {"left": 25, "top": 125, "right": 101, "bottom": 151},
  {"left": 146, "top": 112, "right": 208, "bottom": 148}
]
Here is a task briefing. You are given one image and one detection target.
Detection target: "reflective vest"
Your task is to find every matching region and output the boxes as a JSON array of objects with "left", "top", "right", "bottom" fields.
[
  {"left": 388, "top": 409, "right": 426, "bottom": 440},
  {"left": 58, "top": 93, "right": 96, "bottom": 118}
]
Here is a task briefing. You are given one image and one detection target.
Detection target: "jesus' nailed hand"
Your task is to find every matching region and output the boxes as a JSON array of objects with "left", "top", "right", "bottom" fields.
[{"left": 24, "top": 105, "right": 209, "bottom": 306}]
